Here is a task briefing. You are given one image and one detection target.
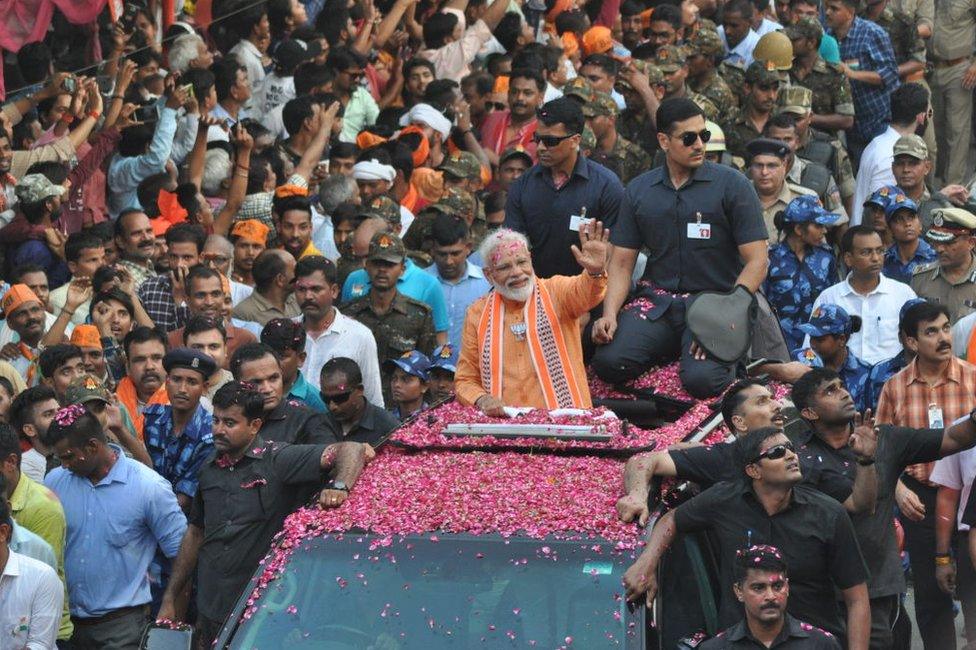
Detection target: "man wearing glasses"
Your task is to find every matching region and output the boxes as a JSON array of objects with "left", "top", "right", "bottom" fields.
[
  {"left": 591, "top": 97, "right": 768, "bottom": 399},
  {"left": 503, "top": 97, "right": 624, "bottom": 279},
  {"left": 319, "top": 356, "right": 398, "bottom": 445},
  {"left": 623, "top": 425, "right": 873, "bottom": 649}
]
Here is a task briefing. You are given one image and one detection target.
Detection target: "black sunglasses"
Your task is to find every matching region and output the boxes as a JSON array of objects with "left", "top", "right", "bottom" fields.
[
  {"left": 532, "top": 132, "right": 577, "bottom": 147},
  {"left": 322, "top": 390, "right": 354, "bottom": 405},
  {"left": 755, "top": 441, "right": 795, "bottom": 462},
  {"left": 674, "top": 129, "right": 712, "bottom": 147},
  {"left": 487, "top": 101, "right": 507, "bottom": 111}
]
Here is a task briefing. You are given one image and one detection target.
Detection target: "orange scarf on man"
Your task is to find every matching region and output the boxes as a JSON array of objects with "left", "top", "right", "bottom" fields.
[
  {"left": 116, "top": 376, "right": 169, "bottom": 439},
  {"left": 477, "top": 282, "right": 585, "bottom": 409}
]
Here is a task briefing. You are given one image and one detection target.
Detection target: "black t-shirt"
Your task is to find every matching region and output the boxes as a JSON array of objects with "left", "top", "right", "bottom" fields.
[
  {"left": 699, "top": 615, "right": 842, "bottom": 649},
  {"left": 611, "top": 162, "right": 767, "bottom": 293},
  {"left": 190, "top": 436, "right": 326, "bottom": 622},
  {"left": 669, "top": 442, "right": 738, "bottom": 489},
  {"left": 673, "top": 482, "right": 868, "bottom": 638},
  {"left": 790, "top": 424, "right": 944, "bottom": 598},
  {"left": 259, "top": 399, "right": 339, "bottom": 446}
]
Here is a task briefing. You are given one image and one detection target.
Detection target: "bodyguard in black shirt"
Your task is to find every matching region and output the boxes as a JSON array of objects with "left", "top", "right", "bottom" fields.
[
  {"left": 624, "top": 427, "right": 871, "bottom": 649},
  {"left": 230, "top": 343, "right": 339, "bottom": 445},
  {"left": 790, "top": 368, "right": 976, "bottom": 648},
  {"left": 592, "top": 97, "right": 769, "bottom": 399},
  {"left": 700, "top": 545, "right": 841, "bottom": 650}
]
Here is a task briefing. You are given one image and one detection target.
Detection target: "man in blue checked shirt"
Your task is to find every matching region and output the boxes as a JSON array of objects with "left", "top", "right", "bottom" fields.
[
  {"left": 43, "top": 405, "right": 186, "bottom": 649},
  {"left": 825, "top": 0, "right": 899, "bottom": 162},
  {"left": 143, "top": 348, "right": 217, "bottom": 513}
]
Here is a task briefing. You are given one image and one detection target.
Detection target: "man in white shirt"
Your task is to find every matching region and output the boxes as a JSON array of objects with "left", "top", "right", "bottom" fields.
[
  {"left": 0, "top": 497, "right": 63, "bottom": 650},
  {"left": 850, "top": 83, "right": 931, "bottom": 225},
  {"left": 293, "top": 256, "right": 384, "bottom": 405},
  {"left": 809, "top": 225, "right": 917, "bottom": 363},
  {"left": 227, "top": 4, "right": 270, "bottom": 114},
  {"left": 719, "top": 0, "right": 762, "bottom": 67}
]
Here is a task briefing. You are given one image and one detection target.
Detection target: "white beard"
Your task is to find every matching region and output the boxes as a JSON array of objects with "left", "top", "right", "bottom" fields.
[{"left": 493, "top": 276, "right": 535, "bottom": 303}]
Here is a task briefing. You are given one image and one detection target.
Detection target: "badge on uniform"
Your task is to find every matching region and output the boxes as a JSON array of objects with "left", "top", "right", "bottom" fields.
[
  {"left": 569, "top": 206, "right": 591, "bottom": 232},
  {"left": 687, "top": 223, "right": 711, "bottom": 239},
  {"left": 928, "top": 403, "right": 944, "bottom": 429}
]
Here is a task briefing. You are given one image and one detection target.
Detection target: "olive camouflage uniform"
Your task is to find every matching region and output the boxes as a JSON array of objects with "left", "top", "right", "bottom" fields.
[
  {"left": 865, "top": 6, "right": 926, "bottom": 67},
  {"left": 583, "top": 91, "right": 652, "bottom": 185},
  {"left": 402, "top": 187, "right": 487, "bottom": 253},
  {"left": 616, "top": 61, "right": 665, "bottom": 155},
  {"left": 686, "top": 28, "right": 739, "bottom": 112}
]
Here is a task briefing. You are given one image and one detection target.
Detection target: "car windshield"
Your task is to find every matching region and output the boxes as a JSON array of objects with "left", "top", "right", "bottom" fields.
[{"left": 229, "top": 533, "right": 643, "bottom": 649}]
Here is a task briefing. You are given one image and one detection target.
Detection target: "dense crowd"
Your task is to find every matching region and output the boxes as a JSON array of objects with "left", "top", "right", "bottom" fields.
[{"left": 2, "top": 0, "right": 976, "bottom": 647}]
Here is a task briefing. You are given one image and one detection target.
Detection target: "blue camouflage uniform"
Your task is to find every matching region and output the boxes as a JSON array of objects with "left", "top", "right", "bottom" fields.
[
  {"left": 762, "top": 196, "right": 841, "bottom": 353},
  {"left": 794, "top": 304, "right": 873, "bottom": 411},
  {"left": 881, "top": 194, "right": 935, "bottom": 284},
  {"left": 864, "top": 350, "right": 909, "bottom": 411}
]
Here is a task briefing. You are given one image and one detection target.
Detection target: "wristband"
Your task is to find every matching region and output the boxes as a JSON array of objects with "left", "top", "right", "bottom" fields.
[
  {"left": 935, "top": 554, "right": 952, "bottom": 566},
  {"left": 88, "top": 111, "right": 101, "bottom": 120},
  {"left": 588, "top": 270, "right": 608, "bottom": 279},
  {"left": 111, "top": 94, "right": 124, "bottom": 100},
  {"left": 856, "top": 457, "right": 875, "bottom": 466}
]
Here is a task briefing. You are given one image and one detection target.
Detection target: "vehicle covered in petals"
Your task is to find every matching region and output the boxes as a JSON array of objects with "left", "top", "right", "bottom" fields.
[{"left": 205, "top": 364, "right": 737, "bottom": 649}]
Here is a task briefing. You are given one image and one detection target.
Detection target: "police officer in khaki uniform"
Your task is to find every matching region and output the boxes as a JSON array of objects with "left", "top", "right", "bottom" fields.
[
  {"left": 747, "top": 137, "right": 821, "bottom": 238},
  {"left": 654, "top": 45, "right": 722, "bottom": 123},
  {"left": 928, "top": 0, "right": 976, "bottom": 185},
  {"left": 786, "top": 17, "right": 857, "bottom": 135},
  {"left": 911, "top": 208, "right": 976, "bottom": 323},
  {"left": 777, "top": 85, "right": 858, "bottom": 214},
  {"left": 584, "top": 91, "right": 653, "bottom": 185},
  {"left": 344, "top": 232, "right": 437, "bottom": 405},
  {"left": 687, "top": 28, "right": 739, "bottom": 112}
]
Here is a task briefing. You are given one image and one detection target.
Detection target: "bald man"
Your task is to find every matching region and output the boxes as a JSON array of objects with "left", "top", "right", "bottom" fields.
[{"left": 232, "top": 250, "right": 301, "bottom": 326}]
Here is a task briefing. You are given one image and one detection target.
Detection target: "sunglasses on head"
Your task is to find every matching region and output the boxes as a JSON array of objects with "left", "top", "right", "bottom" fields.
[
  {"left": 755, "top": 441, "right": 795, "bottom": 462},
  {"left": 322, "top": 390, "right": 354, "bottom": 405},
  {"left": 674, "top": 129, "right": 711, "bottom": 147},
  {"left": 532, "top": 132, "right": 577, "bottom": 147}
]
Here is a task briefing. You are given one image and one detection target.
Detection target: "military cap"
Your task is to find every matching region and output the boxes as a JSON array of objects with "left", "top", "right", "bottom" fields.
[
  {"left": 892, "top": 134, "right": 928, "bottom": 161},
  {"left": 437, "top": 151, "right": 482, "bottom": 180},
  {"left": 15, "top": 174, "right": 66, "bottom": 205},
  {"left": 926, "top": 208, "right": 976, "bottom": 243},
  {"left": 687, "top": 28, "right": 725, "bottom": 58},
  {"left": 65, "top": 374, "right": 112, "bottom": 406},
  {"left": 782, "top": 195, "right": 842, "bottom": 226},
  {"left": 746, "top": 137, "right": 791, "bottom": 161},
  {"left": 383, "top": 350, "right": 432, "bottom": 381},
  {"left": 884, "top": 193, "right": 919, "bottom": 220},
  {"left": 654, "top": 45, "right": 687, "bottom": 73},
  {"left": 563, "top": 76, "right": 594, "bottom": 103},
  {"left": 357, "top": 195, "right": 402, "bottom": 226},
  {"left": 784, "top": 16, "right": 823, "bottom": 42},
  {"left": 429, "top": 344, "right": 458, "bottom": 374},
  {"left": 163, "top": 347, "right": 218, "bottom": 379},
  {"left": 744, "top": 60, "right": 783, "bottom": 85},
  {"left": 499, "top": 146, "right": 533, "bottom": 166},
  {"left": 368, "top": 231, "right": 407, "bottom": 263},
  {"left": 580, "top": 125, "right": 597, "bottom": 151},
  {"left": 799, "top": 304, "right": 856, "bottom": 338},
  {"left": 776, "top": 85, "right": 813, "bottom": 116},
  {"left": 429, "top": 187, "right": 475, "bottom": 216},
  {"left": 615, "top": 60, "right": 664, "bottom": 91},
  {"left": 583, "top": 90, "right": 618, "bottom": 117}
]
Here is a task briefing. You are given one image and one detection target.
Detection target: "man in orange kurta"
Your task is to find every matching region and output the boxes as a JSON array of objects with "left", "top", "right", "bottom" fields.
[{"left": 456, "top": 224, "right": 609, "bottom": 414}]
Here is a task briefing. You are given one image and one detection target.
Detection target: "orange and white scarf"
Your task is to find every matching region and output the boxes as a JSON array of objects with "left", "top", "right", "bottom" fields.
[{"left": 477, "top": 282, "right": 584, "bottom": 409}]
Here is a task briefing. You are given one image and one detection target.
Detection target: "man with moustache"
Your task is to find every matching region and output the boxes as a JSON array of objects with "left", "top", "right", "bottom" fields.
[
  {"left": 591, "top": 98, "right": 768, "bottom": 399},
  {"left": 874, "top": 300, "right": 976, "bottom": 648},
  {"left": 789, "top": 363, "right": 976, "bottom": 648},
  {"left": 230, "top": 220, "right": 268, "bottom": 287},
  {"left": 116, "top": 326, "right": 169, "bottom": 437},
  {"left": 1, "top": 285, "right": 48, "bottom": 385},
  {"left": 143, "top": 349, "right": 216, "bottom": 513},
  {"left": 8, "top": 174, "right": 70, "bottom": 289},
  {"left": 624, "top": 427, "right": 873, "bottom": 649},
  {"left": 700, "top": 545, "right": 842, "bottom": 649},
  {"left": 113, "top": 209, "right": 158, "bottom": 291},
  {"left": 294, "top": 256, "right": 382, "bottom": 404},
  {"left": 455, "top": 223, "right": 608, "bottom": 415}
]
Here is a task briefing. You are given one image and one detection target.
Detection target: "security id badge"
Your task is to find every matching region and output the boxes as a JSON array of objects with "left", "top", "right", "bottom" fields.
[
  {"left": 569, "top": 206, "right": 592, "bottom": 232},
  {"left": 687, "top": 212, "right": 711, "bottom": 239},
  {"left": 928, "top": 403, "right": 944, "bottom": 429}
]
